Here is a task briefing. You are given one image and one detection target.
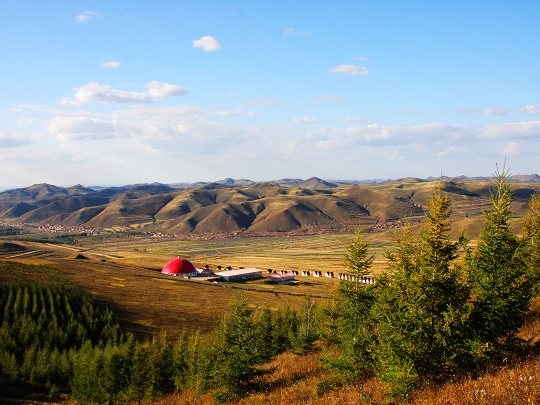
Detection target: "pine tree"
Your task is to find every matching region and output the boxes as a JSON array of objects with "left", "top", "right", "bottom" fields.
[
  {"left": 256, "top": 306, "right": 276, "bottom": 359},
  {"left": 523, "top": 192, "right": 540, "bottom": 294},
  {"left": 70, "top": 343, "right": 107, "bottom": 405},
  {"left": 101, "top": 345, "right": 130, "bottom": 405},
  {"left": 212, "top": 293, "right": 271, "bottom": 399},
  {"left": 294, "top": 297, "right": 320, "bottom": 353},
  {"left": 271, "top": 305, "right": 298, "bottom": 353},
  {"left": 322, "top": 229, "right": 376, "bottom": 380},
  {"left": 178, "top": 330, "right": 215, "bottom": 393},
  {"left": 126, "top": 339, "right": 153, "bottom": 405},
  {"left": 146, "top": 333, "right": 175, "bottom": 399},
  {"left": 374, "top": 185, "right": 472, "bottom": 397},
  {"left": 468, "top": 166, "right": 534, "bottom": 355}
]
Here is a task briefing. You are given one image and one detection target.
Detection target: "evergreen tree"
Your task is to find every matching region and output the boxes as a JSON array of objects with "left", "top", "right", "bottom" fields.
[
  {"left": 271, "top": 305, "right": 298, "bottom": 353},
  {"left": 374, "top": 185, "right": 472, "bottom": 397},
  {"left": 101, "top": 345, "right": 130, "bottom": 405},
  {"left": 294, "top": 297, "right": 320, "bottom": 353},
  {"left": 70, "top": 343, "right": 107, "bottom": 405},
  {"left": 256, "top": 306, "right": 276, "bottom": 359},
  {"left": 523, "top": 192, "right": 540, "bottom": 294},
  {"left": 467, "top": 167, "right": 535, "bottom": 355},
  {"left": 322, "top": 229, "right": 376, "bottom": 380},
  {"left": 146, "top": 333, "right": 175, "bottom": 399},
  {"left": 175, "top": 330, "right": 215, "bottom": 393},
  {"left": 212, "top": 294, "right": 271, "bottom": 399},
  {"left": 126, "top": 339, "right": 153, "bottom": 405}
]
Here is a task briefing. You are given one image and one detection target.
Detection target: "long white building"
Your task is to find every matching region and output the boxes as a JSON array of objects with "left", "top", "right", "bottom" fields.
[{"left": 215, "top": 268, "right": 263, "bottom": 281}]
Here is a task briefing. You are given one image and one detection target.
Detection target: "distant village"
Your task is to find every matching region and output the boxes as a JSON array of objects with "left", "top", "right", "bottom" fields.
[{"left": 2, "top": 219, "right": 414, "bottom": 240}]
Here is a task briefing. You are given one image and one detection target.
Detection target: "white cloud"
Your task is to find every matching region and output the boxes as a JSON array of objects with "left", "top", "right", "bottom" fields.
[
  {"left": 436, "top": 146, "right": 462, "bottom": 158},
  {"left": 60, "top": 81, "right": 187, "bottom": 106},
  {"left": 76, "top": 11, "right": 100, "bottom": 23},
  {"left": 16, "top": 94, "right": 540, "bottom": 186},
  {"left": 100, "top": 61, "right": 121, "bottom": 69},
  {"left": 192, "top": 36, "right": 223, "bottom": 52},
  {"left": 47, "top": 117, "right": 117, "bottom": 141},
  {"left": 294, "top": 117, "right": 317, "bottom": 124},
  {"left": 364, "top": 124, "right": 391, "bottom": 140},
  {"left": 482, "top": 108, "right": 509, "bottom": 116},
  {"left": 17, "top": 117, "right": 39, "bottom": 125},
  {"left": 0, "top": 131, "right": 31, "bottom": 147},
  {"left": 503, "top": 142, "right": 519, "bottom": 155},
  {"left": 145, "top": 81, "right": 187, "bottom": 99},
  {"left": 479, "top": 121, "right": 540, "bottom": 139},
  {"left": 214, "top": 109, "right": 243, "bottom": 117},
  {"left": 310, "top": 121, "right": 540, "bottom": 152},
  {"left": 247, "top": 111, "right": 259, "bottom": 117},
  {"left": 283, "top": 28, "right": 310, "bottom": 36},
  {"left": 521, "top": 105, "right": 540, "bottom": 115},
  {"left": 354, "top": 56, "right": 369, "bottom": 61},
  {"left": 330, "top": 64, "right": 370, "bottom": 76}
]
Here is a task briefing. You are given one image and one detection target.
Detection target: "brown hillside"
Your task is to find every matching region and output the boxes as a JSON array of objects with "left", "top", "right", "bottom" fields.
[
  {"left": 335, "top": 186, "right": 424, "bottom": 221},
  {"left": 166, "top": 203, "right": 257, "bottom": 233},
  {"left": 3, "top": 202, "right": 36, "bottom": 218},
  {"left": 297, "top": 177, "right": 338, "bottom": 189},
  {"left": 16, "top": 196, "right": 108, "bottom": 224},
  {"left": 1, "top": 179, "right": 539, "bottom": 234},
  {"left": 249, "top": 197, "right": 335, "bottom": 232},
  {"left": 49, "top": 206, "right": 106, "bottom": 227}
]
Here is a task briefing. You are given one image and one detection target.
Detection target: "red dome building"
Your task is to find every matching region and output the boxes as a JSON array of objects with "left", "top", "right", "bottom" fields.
[{"left": 161, "top": 257, "right": 198, "bottom": 278}]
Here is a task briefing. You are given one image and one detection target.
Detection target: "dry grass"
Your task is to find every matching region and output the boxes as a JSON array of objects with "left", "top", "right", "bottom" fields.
[
  {"left": 1, "top": 237, "right": 348, "bottom": 339},
  {"left": 410, "top": 359, "right": 540, "bottom": 405},
  {"left": 61, "top": 231, "right": 392, "bottom": 275},
  {"left": 154, "top": 352, "right": 540, "bottom": 405},
  {"left": 151, "top": 298, "right": 540, "bottom": 405}
]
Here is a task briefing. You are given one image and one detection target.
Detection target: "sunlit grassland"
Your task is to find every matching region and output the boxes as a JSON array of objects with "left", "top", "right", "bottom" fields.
[
  {"left": 1, "top": 231, "right": 394, "bottom": 339},
  {"left": 76, "top": 232, "right": 393, "bottom": 274}
]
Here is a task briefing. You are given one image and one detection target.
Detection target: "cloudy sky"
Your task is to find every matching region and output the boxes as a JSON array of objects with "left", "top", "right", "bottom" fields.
[{"left": 1, "top": 1, "right": 539, "bottom": 188}]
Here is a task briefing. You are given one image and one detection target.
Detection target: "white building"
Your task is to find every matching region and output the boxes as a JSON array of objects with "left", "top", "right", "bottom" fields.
[{"left": 216, "top": 267, "right": 263, "bottom": 282}]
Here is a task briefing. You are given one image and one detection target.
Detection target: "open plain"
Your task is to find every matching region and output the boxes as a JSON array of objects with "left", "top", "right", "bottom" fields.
[{"left": 0, "top": 233, "right": 371, "bottom": 338}]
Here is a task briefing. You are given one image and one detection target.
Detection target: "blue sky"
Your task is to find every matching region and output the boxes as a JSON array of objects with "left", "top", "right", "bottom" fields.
[{"left": 1, "top": 1, "right": 539, "bottom": 188}]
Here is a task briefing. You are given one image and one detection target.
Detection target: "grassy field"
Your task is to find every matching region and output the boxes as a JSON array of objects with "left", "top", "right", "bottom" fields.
[
  {"left": 72, "top": 232, "right": 392, "bottom": 271},
  {"left": 1, "top": 232, "right": 386, "bottom": 338}
]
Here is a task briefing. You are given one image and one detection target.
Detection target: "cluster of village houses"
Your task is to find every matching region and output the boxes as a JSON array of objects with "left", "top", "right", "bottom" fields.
[{"left": 161, "top": 257, "right": 375, "bottom": 285}]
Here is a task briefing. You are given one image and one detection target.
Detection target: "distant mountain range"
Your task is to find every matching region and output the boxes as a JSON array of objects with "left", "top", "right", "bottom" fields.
[{"left": 0, "top": 175, "right": 539, "bottom": 234}]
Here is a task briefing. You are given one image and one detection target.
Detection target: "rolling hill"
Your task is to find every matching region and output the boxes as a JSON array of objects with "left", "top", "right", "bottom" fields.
[{"left": 0, "top": 176, "right": 538, "bottom": 234}]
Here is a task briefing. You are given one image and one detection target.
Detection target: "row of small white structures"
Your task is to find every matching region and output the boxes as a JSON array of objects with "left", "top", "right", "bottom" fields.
[{"left": 269, "top": 269, "right": 375, "bottom": 284}]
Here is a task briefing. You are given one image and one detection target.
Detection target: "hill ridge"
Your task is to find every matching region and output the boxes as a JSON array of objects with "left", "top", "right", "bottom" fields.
[{"left": 1, "top": 175, "right": 538, "bottom": 234}]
